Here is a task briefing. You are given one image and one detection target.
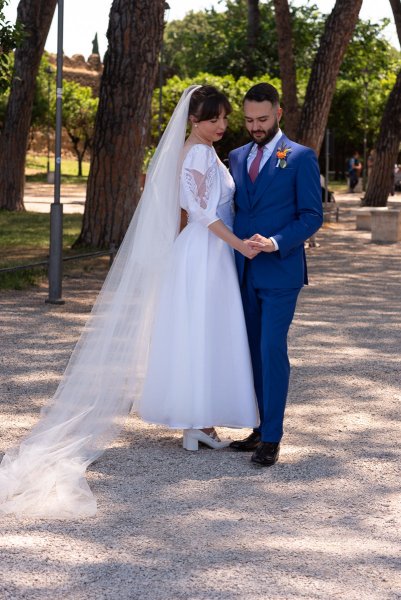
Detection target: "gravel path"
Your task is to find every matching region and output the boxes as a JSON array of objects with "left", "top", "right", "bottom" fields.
[
  {"left": 1, "top": 195, "right": 400, "bottom": 600},
  {"left": 23, "top": 182, "right": 85, "bottom": 213}
]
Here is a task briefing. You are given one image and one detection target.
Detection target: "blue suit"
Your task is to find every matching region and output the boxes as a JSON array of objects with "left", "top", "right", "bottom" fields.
[{"left": 229, "top": 134, "right": 323, "bottom": 442}]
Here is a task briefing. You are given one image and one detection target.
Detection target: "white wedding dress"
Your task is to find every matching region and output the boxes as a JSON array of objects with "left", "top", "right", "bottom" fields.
[{"left": 139, "top": 143, "right": 259, "bottom": 428}]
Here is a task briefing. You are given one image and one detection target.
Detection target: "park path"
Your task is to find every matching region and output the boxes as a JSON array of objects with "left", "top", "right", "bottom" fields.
[
  {"left": 24, "top": 182, "right": 86, "bottom": 213},
  {"left": 0, "top": 194, "right": 400, "bottom": 600}
]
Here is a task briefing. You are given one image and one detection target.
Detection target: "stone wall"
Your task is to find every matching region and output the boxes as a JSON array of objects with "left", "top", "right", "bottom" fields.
[{"left": 47, "top": 52, "right": 103, "bottom": 95}]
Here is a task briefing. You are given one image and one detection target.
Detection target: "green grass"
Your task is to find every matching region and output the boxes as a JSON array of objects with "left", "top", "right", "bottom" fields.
[
  {"left": 0, "top": 269, "right": 48, "bottom": 291},
  {"left": 26, "top": 153, "right": 89, "bottom": 184},
  {"left": 0, "top": 210, "right": 84, "bottom": 290},
  {"left": 0, "top": 210, "right": 82, "bottom": 250},
  {"left": 328, "top": 179, "right": 348, "bottom": 193}
]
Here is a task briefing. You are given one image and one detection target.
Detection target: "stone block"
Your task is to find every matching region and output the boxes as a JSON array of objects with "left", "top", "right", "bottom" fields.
[
  {"left": 371, "top": 209, "right": 401, "bottom": 243},
  {"left": 355, "top": 208, "right": 372, "bottom": 230}
]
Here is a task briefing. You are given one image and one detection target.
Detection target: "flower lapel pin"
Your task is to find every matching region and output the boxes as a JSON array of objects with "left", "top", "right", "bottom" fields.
[{"left": 276, "top": 143, "right": 292, "bottom": 168}]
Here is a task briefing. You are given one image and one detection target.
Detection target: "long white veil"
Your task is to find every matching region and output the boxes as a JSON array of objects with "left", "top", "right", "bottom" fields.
[{"left": 0, "top": 85, "right": 201, "bottom": 518}]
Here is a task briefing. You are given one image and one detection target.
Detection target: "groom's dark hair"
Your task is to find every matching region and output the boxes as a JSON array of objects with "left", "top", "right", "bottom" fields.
[{"left": 244, "top": 83, "right": 280, "bottom": 106}]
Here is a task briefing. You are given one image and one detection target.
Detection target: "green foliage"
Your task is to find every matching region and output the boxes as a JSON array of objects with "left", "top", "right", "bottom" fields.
[
  {"left": 0, "top": 65, "right": 9, "bottom": 122},
  {"left": 25, "top": 56, "right": 98, "bottom": 175},
  {"left": 328, "top": 73, "right": 397, "bottom": 155},
  {"left": 289, "top": 3, "right": 324, "bottom": 71},
  {"left": 329, "top": 18, "right": 400, "bottom": 161},
  {"left": 151, "top": 73, "right": 281, "bottom": 160},
  {"left": 0, "top": 0, "right": 24, "bottom": 93},
  {"left": 31, "top": 54, "right": 54, "bottom": 128},
  {"left": 163, "top": 0, "right": 325, "bottom": 79},
  {"left": 339, "top": 18, "right": 397, "bottom": 78},
  {"left": 92, "top": 33, "right": 99, "bottom": 55},
  {"left": 60, "top": 81, "right": 98, "bottom": 173},
  {"left": 160, "top": 1, "right": 400, "bottom": 165}
]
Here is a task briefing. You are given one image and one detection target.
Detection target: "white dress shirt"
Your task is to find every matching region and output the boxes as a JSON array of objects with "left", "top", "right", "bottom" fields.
[
  {"left": 247, "top": 128, "right": 283, "bottom": 174},
  {"left": 246, "top": 128, "right": 283, "bottom": 250}
]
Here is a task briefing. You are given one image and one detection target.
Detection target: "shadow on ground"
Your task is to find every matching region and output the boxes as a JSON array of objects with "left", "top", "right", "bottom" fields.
[{"left": 1, "top": 195, "right": 400, "bottom": 599}]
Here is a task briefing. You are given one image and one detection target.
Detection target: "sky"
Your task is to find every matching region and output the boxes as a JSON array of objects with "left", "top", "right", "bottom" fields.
[{"left": 3, "top": 0, "right": 400, "bottom": 57}]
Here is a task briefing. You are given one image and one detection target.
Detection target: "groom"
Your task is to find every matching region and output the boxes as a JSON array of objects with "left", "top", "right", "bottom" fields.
[{"left": 228, "top": 83, "right": 323, "bottom": 467}]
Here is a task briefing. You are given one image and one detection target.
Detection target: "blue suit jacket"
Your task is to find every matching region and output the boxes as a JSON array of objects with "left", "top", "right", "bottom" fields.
[{"left": 229, "top": 134, "right": 323, "bottom": 288}]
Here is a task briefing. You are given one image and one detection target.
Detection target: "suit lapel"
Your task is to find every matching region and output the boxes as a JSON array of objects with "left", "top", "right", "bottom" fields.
[{"left": 235, "top": 143, "right": 253, "bottom": 208}]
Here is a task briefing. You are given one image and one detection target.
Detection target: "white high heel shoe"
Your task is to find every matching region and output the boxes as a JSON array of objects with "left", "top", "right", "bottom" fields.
[{"left": 182, "top": 429, "right": 231, "bottom": 451}]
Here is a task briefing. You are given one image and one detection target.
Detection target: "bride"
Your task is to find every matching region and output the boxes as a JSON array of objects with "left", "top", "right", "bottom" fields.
[{"left": 0, "top": 85, "right": 259, "bottom": 518}]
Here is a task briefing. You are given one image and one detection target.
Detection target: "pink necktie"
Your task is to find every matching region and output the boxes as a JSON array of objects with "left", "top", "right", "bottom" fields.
[{"left": 249, "top": 145, "right": 264, "bottom": 183}]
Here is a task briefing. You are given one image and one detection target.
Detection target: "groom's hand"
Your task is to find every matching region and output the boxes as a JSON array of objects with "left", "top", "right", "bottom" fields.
[{"left": 249, "top": 234, "right": 276, "bottom": 253}]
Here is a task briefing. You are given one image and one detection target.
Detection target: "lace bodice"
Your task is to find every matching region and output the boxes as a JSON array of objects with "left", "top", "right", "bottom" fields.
[{"left": 179, "top": 144, "right": 235, "bottom": 229}]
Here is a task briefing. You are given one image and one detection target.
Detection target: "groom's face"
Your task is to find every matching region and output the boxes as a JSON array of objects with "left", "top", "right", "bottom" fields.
[{"left": 244, "top": 100, "right": 283, "bottom": 146}]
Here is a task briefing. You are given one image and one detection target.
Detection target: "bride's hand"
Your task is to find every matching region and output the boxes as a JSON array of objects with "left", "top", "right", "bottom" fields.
[{"left": 240, "top": 239, "right": 261, "bottom": 259}]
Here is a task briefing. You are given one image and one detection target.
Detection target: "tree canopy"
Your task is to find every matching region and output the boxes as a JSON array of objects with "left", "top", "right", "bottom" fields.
[
  {"left": 0, "top": 0, "right": 24, "bottom": 93},
  {"left": 160, "top": 0, "right": 400, "bottom": 172},
  {"left": 163, "top": 0, "right": 324, "bottom": 79}
]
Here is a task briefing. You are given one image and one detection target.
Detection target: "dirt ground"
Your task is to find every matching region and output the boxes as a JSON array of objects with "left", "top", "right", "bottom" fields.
[{"left": 0, "top": 194, "right": 400, "bottom": 599}]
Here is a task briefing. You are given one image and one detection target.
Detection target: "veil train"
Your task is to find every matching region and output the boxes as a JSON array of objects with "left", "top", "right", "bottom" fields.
[{"left": 0, "top": 85, "right": 201, "bottom": 518}]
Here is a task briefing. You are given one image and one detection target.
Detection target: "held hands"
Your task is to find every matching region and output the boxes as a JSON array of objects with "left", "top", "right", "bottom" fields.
[
  {"left": 240, "top": 234, "right": 276, "bottom": 259},
  {"left": 248, "top": 234, "right": 276, "bottom": 254},
  {"left": 241, "top": 239, "right": 260, "bottom": 259}
]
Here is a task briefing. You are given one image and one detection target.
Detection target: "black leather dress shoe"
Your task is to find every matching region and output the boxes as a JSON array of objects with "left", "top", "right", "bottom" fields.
[
  {"left": 229, "top": 431, "right": 261, "bottom": 451},
  {"left": 251, "top": 442, "right": 280, "bottom": 467}
]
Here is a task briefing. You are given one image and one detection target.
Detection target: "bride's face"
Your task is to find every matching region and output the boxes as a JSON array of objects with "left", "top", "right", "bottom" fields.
[{"left": 193, "top": 110, "right": 229, "bottom": 144}]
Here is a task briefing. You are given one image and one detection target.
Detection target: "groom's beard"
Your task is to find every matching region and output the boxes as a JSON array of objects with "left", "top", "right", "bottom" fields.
[{"left": 250, "top": 117, "right": 280, "bottom": 146}]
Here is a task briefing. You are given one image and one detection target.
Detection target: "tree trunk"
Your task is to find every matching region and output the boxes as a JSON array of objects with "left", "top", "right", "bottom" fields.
[
  {"left": 363, "top": 71, "right": 401, "bottom": 206},
  {"left": 272, "top": 0, "right": 300, "bottom": 139},
  {"left": 75, "top": 0, "right": 165, "bottom": 248},
  {"left": 363, "top": 0, "right": 401, "bottom": 206},
  {"left": 0, "top": 0, "right": 57, "bottom": 210},
  {"left": 389, "top": 0, "right": 401, "bottom": 42},
  {"left": 297, "top": 0, "right": 363, "bottom": 154},
  {"left": 67, "top": 133, "right": 87, "bottom": 177},
  {"left": 246, "top": 0, "right": 260, "bottom": 79}
]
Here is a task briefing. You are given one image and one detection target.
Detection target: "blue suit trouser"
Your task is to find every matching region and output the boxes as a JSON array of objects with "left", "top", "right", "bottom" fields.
[{"left": 240, "top": 270, "right": 301, "bottom": 443}]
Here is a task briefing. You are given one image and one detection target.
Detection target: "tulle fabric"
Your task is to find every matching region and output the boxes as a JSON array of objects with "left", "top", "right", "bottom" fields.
[{"left": 0, "top": 85, "right": 201, "bottom": 518}]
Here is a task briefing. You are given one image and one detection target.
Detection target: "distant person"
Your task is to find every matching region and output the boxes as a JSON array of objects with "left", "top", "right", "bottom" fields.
[{"left": 348, "top": 151, "right": 362, "bottom": 192}]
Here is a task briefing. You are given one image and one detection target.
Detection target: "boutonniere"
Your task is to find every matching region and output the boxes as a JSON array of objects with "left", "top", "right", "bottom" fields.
[{"left": 276, "top": 143, "right": 292, "bottom": 168}]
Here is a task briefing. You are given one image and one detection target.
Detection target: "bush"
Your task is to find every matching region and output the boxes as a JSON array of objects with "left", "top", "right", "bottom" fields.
[{"left": 151, "top": 73, "right": 282, "bottom": 161}]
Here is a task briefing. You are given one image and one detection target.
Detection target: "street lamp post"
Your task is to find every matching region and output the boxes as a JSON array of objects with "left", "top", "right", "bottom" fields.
[
  {"left": 323, "top": 128, "right": 331, "bottom": 223},
  {"left": 362, "top": 72, "right": 369, "bottom": 193},
  {"left": 46, "top": 0, "right": 64, "bottom": 305},
  {"left": 45, "top": 65, "right": 54, "bottom": 180}
]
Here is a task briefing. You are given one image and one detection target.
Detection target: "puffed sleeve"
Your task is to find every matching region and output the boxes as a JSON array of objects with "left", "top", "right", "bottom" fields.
[{"left": 180, "top": 144, "right": 221, "bottom": 227}]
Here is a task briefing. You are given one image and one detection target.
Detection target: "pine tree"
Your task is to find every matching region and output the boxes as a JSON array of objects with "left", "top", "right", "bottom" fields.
[
  {"left": 76, "top": 0, "right": 165, "bottom": 247},
  {"left": 0, "top": 0, "right": 57, "bottom": 210}
]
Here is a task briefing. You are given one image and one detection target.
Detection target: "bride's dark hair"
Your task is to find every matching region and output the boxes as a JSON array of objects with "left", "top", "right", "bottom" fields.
[{"left": 189, "top": 85, "right": 232, "bottom": 122}]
